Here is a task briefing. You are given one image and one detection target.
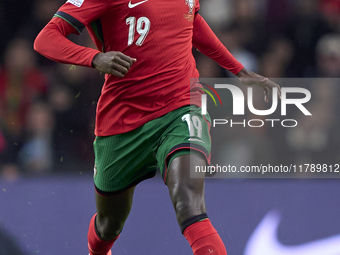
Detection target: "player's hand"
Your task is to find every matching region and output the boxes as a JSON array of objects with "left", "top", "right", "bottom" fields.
[
  {"left": 92, "top": 51, "right": 137, "bottom": 77},
  {"left": 236, "top": 68, "right": 281, "bottom": 102}
]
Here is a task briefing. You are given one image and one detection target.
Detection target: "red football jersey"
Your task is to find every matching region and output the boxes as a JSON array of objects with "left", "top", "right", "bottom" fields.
[{"left": 55, "top": 0, "right": 204, "bottom": 136}]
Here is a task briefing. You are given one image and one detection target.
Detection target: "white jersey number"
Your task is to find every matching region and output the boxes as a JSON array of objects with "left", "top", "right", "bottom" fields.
[
  {"left": 182, "top": 114, "right": 203, "bottom": 139},
  {"left": 126, "top": 17, "right": 150, "bottom": 46}
]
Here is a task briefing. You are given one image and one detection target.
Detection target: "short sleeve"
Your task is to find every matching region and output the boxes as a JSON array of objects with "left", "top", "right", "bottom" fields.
[{"left": 53, "top": 0, "right": 108, "bottom": 34}]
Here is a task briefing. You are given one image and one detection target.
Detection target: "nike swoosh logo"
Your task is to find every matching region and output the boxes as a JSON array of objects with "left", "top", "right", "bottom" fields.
[
  {"left": 128, "top": 0, "right": 148, "bottom": 8},
  {"left": 244, "top": 211, "right": 340, "bottom": 255}
]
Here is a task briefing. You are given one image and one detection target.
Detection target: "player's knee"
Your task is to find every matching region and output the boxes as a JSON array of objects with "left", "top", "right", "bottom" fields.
[
  {"left": 101, "top": 223, "right": 123, "bottom": 240},
  {"left": 174, "top": 200, "right": 191, "bottom": 218},
  {"left": 173, "top": 198, "right": 205, "bottom": 225},
  {"left": 97, "top": 216, "right": 125, "bottom": 240},
  {"left": 170, "top": 178, "right": 203, "bottom": 201},
  {"left": 170, "top": 184, "right": 204, "bottom": 222}
]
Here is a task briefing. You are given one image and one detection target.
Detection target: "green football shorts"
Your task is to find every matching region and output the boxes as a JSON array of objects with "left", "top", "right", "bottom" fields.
[{"left": 93, "top": 105, "right": 211, "bottom": 195}]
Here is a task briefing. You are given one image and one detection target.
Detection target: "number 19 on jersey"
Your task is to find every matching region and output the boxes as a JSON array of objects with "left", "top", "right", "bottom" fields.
[{"left": 126, "top": 17, "right": 151, "bottom": 46}]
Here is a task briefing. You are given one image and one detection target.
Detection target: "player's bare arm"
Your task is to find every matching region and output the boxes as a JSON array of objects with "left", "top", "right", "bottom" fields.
[
  {"left": 236, "top": 68, "right": 282, "bottom": 102},
  {"left": 92, "top": 52, "right": 137, "bottom": 77}
]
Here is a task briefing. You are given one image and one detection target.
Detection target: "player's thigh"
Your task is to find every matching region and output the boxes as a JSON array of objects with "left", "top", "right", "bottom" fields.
[
  {"left": 95, "top": 186, "right": 135, "bottom": 238},
  {"left": 167, "top": 152, "right": 206, "bottom": 191},
  {"left": 95, "top": 186, "right": 135, "bottom": 221},
  {"left": 167, "top": 153, "right": 206, "bottom": 212},
  {"left": 156, "top": 106, "right": 211, "bottom": 221},
  {"left": 93, "top": 130, "right": 157, "bottom": 195}
]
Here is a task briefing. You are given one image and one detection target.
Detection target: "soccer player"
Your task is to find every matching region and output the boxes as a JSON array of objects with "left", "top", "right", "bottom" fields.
[{"left": 34, "top": 0, "right": 280, "bottom": 254}]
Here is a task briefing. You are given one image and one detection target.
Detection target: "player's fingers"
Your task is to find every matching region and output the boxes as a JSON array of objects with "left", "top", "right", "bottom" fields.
[
  {"left": 110, "top": 62, "right": 128, "bottom": 75},
  {"left": 115, "top": 57, "right": 133, "bottom": 70},
  {"left": 117, "top": 52, "right": 136, "bottom": 66},
  {"left": 263, "top": 87, "right": 269, "bottom": 102},
  {"left": 277, "top": 84, "right": 282, "bottom": 99},
  {"left": 110, "top": 69, "right": 125, "bottom": 77},
  {"left": 108, "top": 63, "right": 125, "bottom": 77},
  {"left": 266, "top": 79, "right": 282, "bottom": 99}
]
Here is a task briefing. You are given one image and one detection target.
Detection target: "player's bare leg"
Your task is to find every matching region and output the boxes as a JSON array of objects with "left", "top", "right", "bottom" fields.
[
  {"left": 167, "top": 153, "right": 227, "bottom": 255},
  {"left": 87, "top": 187, "right": 135, "bottom": 255},
  {"left": 167, "top": 154, "right": 206, "bottom": 224}
]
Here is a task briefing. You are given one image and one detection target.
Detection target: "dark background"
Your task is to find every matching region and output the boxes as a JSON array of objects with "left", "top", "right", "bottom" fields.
[{"left": 1, "top": 0, "right": 340, "bottom": 254}]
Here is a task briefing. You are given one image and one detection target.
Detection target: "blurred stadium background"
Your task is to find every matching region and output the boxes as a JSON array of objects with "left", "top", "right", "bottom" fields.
[{"left": 1, "top": 0, "right": 340, "bottom": 254}]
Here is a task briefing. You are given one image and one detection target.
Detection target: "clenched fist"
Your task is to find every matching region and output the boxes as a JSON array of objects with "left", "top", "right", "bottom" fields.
[{"left": 92, "top": 51, "right": 137, "bottom": 77}]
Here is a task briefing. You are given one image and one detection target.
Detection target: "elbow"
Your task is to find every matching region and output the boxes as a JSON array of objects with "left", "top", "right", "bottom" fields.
[
  {"left": 34, "top": 24, "right": 54, "bottom": 55},
  {"left": 33, "top": 38, "right": 39, "bottom": 53},
  {"left": 33, "top": 31, "right": 45, "bottom": 55}
]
